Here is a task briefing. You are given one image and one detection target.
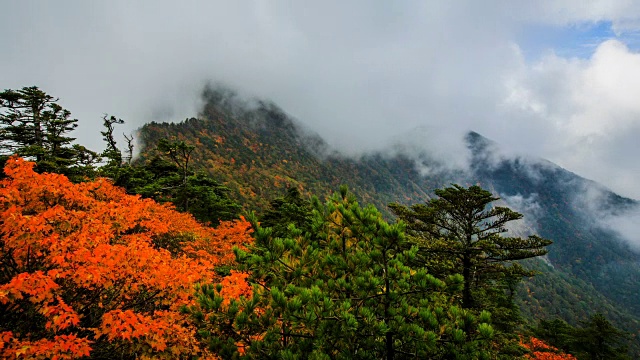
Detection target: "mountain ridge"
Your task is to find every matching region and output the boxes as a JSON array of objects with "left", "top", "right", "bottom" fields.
[{"left": 136, "top": 88, "right": 640, "bottom": 344}]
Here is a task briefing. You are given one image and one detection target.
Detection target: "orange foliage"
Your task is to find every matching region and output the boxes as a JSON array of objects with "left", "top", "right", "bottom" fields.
[
  {"left": 520, "top": 336, "right": 577, "bottom": 360},
  {"left": 218, "top": 270, "right": 252, "bottom": 308},
  {"left": 0, "top": 157, "right": 253, "bottom": 359},
  {"left": 0, "top": 332, "right": 92, "bottom": 360}
]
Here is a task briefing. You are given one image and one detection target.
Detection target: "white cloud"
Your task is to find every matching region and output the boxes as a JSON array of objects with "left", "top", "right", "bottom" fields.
[
  {"left": 498, "top": 39, "right": 640, "bottom": 198},
  {"left": 572, "top": 182, "right": 640, "bottom": 250},
  {"left": 607, "top": 208, "right": 640, "bottom": 251},
  {"left": 1, "top": 1, "right": 640, "bottom": 198},
  {"left": 499, "top": 193, "right": 543, "bottom": 236}
]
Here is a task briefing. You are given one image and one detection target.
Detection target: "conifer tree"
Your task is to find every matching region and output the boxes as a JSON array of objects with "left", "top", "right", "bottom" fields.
[
  {"left": 260, "top": 187, "right": 313, "bottom": 238},
  {"left": 100, "top": 114, "right": 125, "bottom": 167},
  {"left": 533, "top": 314, "right": 631, "bottom": 360},
  {"left": 190, "top": 186, "right": 497, "bottom": 359},
  {"left": 389, "top": 184, "right": 552, "bottom": 332},
  {"left": 0, "top": 86, "right": 98, "bottom": 179},
  {"left": 98, "top": 118, "right": 241, "bottom": 225}
]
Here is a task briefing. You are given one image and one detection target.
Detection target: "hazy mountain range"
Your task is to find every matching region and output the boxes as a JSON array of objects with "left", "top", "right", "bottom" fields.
[{"left": 137, "top": 87, "right": 640, "bottom": 344}]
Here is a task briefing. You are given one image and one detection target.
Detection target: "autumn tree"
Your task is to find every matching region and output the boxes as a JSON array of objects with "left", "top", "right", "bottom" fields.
[
  {"left": 0, "top": 86, "right": 98, "bottom": 180},
  {"left": 0, "top": 156, "right": 253, "bottom": 359},
  {"left": 189, "top": 186, "right": 497, "bottom": 359},
  {"left": 389, "top": 185, "right": 552, "bottom": 334}
]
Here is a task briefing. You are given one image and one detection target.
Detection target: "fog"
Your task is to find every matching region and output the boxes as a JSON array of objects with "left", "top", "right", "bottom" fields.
[{"left": 2, "top": 1, "right": 640, "bottom": 199}]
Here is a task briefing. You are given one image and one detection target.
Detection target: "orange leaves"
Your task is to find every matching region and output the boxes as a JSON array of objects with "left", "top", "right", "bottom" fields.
[
  {"left": 1, "top": 332, "right": 92, "bottom": 360},
  {"left": 186, "top": 219, "right": 253, "bottom": 266},
  {"left": 218, "top": 270, "right": 252, "bottom": 307},
  {"left": 0, "top": 157, "right": 253, "bottom": 358},
  {"left": 2, "top": 156, "right": 36, "bottom": 179},
  {"left": 0, "top": 271, "right": 59, "bottom": 304},
  {"left": 213, "top": 135, "right": 225, "bottom": 145},
  {"left": 97, "top": 309, "right": 201, "bottom": 356},
  {"left": 98, "top": 310, "right": 159, "bottom": 342},
  {"left": 42, "top": 298, "right": 81, "bottom": 332},
  {"left": 0, "top": 331, "right": 13, "bottom": 353},
  {"left": 520, "top": 337, "right": 577, "bottom": 360}
]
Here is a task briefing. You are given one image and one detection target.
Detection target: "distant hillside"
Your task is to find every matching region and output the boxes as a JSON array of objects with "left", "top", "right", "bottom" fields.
[
  {"left": 137, "top": 88, "right": 640, "bottom": 348},
  {"left": 468, "top": 131, "right": 640, "bottom": 333},
  {"left": 139, "top": 87, "right": 455, "bottom": 214}
]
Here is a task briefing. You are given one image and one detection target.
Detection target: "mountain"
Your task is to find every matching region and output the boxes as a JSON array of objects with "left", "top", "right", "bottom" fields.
[
  {"left": 137, "top": 88, "right": 640, "bottom": 346},
  {"left": 467, "top": 131, "right": 640, "bottom": 333},
  {"left": 139, "top": 87, "right": 456, "bottom": 214}
]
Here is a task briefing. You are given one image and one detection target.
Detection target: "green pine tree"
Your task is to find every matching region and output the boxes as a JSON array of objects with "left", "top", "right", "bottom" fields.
[
  {"left": 533, "top": 314, "right": 631, "bottom": 360},
  {"left": 0, "top": 86, "right": 98, "bottom": 179},
  {"left": 260, "top": 187, "right": 313, "bottom": 238},
  {"left": 189, "top": 186, "right": 497, "bottom": 359},
  {"left": 389, "top": 184, "right": 552, "bottom": 334},
  {"left": 573, "top": 314, "right": 631, "bottom": 360}
]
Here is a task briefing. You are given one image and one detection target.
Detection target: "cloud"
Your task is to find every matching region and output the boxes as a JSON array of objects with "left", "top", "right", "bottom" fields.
[
  {"left": 0, "top": 1, "right": 512, "bottom": 156},
  {"left": 499, "top": 193, "right": 544, "bottom": 236},
  {"left": 499, "top": 39, "right": 640, "bottom": 199},
  {"left": 1, "top": 1, "right": 640, "bottom": 198},
  {"left": 606, "top": 208, "right": 640, "bottom": 251},
  {"left": 571, "top": 182, "right": 640, "bottom": 250}
]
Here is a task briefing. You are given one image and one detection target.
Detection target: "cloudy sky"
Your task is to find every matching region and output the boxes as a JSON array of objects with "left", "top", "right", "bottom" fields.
[{"left": 2, "top": 1, "right": 640, "bottom": 198}]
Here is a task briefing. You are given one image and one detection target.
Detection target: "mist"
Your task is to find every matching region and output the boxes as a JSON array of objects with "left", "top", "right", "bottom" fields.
[
  {"left": 500, "top": 193, "right": 544, "bottom": 237},
  {"left": 2, "top": 1, "right": 640, "bottom": 198},
  {"left": 575, "top": 182, "right": 640, "bottom": 251}
]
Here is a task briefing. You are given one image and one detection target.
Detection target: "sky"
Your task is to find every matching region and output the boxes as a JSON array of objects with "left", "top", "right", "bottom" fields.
[{"left": 2, "top": 1, "right": 640, "bottom": 199}]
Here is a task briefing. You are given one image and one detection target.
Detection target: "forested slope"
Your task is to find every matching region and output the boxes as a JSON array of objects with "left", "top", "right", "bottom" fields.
[
  {"left": 2, "top": 85, "right": 637, "bottom": 358},
  {"left": 137, "top": 89, "right": 640, "bottom": 345}
]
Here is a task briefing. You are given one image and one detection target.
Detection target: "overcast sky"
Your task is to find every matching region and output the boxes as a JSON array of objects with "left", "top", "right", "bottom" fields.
[{"left": 2, "top": 1, "right": 640, "bottom": 199}]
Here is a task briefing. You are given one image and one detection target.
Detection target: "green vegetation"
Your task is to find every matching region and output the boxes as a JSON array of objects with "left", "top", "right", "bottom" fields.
[
  {"left": 390, "top": 185, "right": 552, "bottom": 335},
  {"left": 0, "top": 86, "right": 98, "bottom": 180},
  {"left": 99, "top": 113, "right": 241, "bottom": 226},
  {"left": 533, "top": 314, "right": 631, "bottom": 359},
  {"left": 1, "top": 85, "right": 637, "bottom": 358},
  {"left": 189, "top": 186, "right": 500, "bottom": 359}
]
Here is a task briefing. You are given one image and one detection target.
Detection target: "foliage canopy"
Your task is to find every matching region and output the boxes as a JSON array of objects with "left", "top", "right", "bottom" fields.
[{"left": 0, "top": 157, "right": 253, "bottom": 359}]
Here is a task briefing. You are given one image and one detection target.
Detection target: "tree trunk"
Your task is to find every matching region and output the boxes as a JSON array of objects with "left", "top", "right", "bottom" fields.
[{"left": 386, "top": 331, "right": 394, "bottom": 360}]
